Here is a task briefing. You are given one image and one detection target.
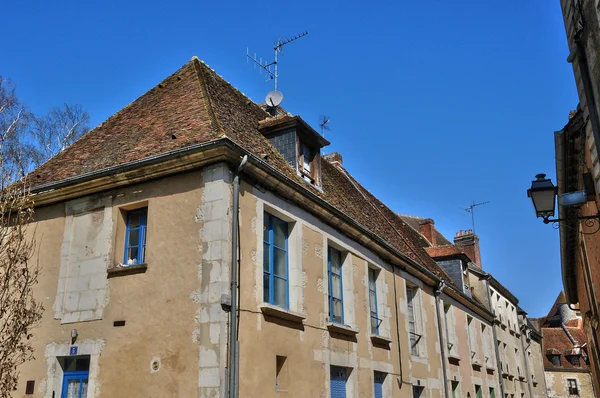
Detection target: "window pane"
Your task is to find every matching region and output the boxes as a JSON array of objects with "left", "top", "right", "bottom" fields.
[
  {"left": 127, "top": 247, "right": 139, "bottom": 263},
  {"left": 368, "top": 270, "right": 376, "bottom": 289},
  {"left": 263, "top": 214, "right": 270, "bottom": 242},
  {"left": 273, "top": 277, "right": 287, "bottom": 307},
  {"left": 129, "top": 212, "right": 141, "bottom": 228},
  {"left": 67, "top": 380, "right": 80, "bottom": 398},
  {"left": 371, "top": 315, "right": 378, "bottom": 333},
  {"left": 81, "top": 379, "right": 88, "bottom": 397},
  {"left": 76, "top": 357, "right": 90, "bottom": 371},
  {"left": 369, "top": 291, "right": 377, "bottom": 312},
  {"left": 333, "top": 299, "right": 342, "bottom": 323},
  {"left": 273, "top": 220, "right": 286, "bottom": 248},
  {"left": 263, "top": 243, "right": 270, "bottom": 270},
  {"left": 273, "top": 248, "right": 286, "bottom": 277},
  {"left": 263, "top": 272, "right": 270, "bottom": 302},
  {"left": 331, "top": 274, "right": 342, "bottom": 299},
  {"left": 128, "top": 229, "right": 139, "bottom": 247}
]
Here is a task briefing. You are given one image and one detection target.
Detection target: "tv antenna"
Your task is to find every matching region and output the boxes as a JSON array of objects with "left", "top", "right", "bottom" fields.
[
  {"left": 247, "top": 31, "right": 309, "bottom": 92},
  {"left": 461, "top": 201, "right": 490, "bottom": 234},
  {"left": 319, "top": 115, "right": 331, "bottom": 138}
]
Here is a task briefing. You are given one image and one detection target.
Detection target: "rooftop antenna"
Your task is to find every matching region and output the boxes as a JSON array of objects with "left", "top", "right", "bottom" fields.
[
  {"left": 319, "top": 115, "right": 331, "bottom": 138},
  {"left": 460, "top": 201, "right": 490, "bottom": 234},
  {"left": 247, "top": 31, "right": 309, "bottom": 107}
]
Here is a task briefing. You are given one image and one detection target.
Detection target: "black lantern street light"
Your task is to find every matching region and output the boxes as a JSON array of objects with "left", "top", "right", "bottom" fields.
[{"left": 528, "top": 173, "right": 598, "bottom": 225}]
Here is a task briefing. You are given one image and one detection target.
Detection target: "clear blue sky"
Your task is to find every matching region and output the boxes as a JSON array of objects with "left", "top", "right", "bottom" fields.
[{"left": 2, "top": 1, "right": 577, "bottom": 317}]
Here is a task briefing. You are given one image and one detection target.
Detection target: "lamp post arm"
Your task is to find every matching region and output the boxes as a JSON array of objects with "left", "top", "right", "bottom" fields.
[{"left": 543, "top": 214, "right": 600, "bottom": 224}]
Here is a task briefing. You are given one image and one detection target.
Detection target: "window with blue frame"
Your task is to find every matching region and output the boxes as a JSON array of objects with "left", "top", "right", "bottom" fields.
[
  {"left": 61, "top": 356, "right": 90, "bottom": 398},
  {"left": 328, "top": 247, "right": 344, "bottom": 324},
  {"left": 368, "top": 268, "right": 380, "bottom": 335},
  {"left": 374, "top": 371, "right": 386, "bottom": 398},
  {"left": 330, "top": 366, "right": 347, "bottom": 398},
  {"left": 124, "top": 207, "right": 147, "bottom": 265},
  {"left": 263, "top": 213, "right": 288, "bottom": 308}
]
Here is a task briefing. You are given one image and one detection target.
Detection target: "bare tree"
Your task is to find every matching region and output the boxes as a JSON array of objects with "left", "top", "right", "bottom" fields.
[
  {"left": 31, "top": 104, "right": 90, "bottom": 166},
  {"left": 0, "top": 179, "right": 42, "bottom": 397}
]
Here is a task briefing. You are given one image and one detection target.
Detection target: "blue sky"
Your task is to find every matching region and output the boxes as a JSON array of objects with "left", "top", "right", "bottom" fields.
[{"left": 2, "top": 1, "right": 576, "bottom": 317}]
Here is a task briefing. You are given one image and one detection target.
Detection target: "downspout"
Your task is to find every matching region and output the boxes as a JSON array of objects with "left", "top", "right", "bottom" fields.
[
  {"left": 228, "top": 155, "right": 248, "bottom": 398},
  {"left": 519, "top": 323, "right": 534, "bottom": 398},
  {"left": 434, "top": 280, "right": 450, "bottom": 398},
  {"left": 484, "top": 276, "right": 505, "bottom": 398},
  {"left": 392, "top": 272, "right": 405, "bottom": 389}
]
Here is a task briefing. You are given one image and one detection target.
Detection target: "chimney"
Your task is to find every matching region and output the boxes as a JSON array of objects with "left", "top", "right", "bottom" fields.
[
  {"left": 419, "top": 218, "right": 436, "bottom": 246},
  {"left": 454, "top": 229, "right": 482, "bottom": 268},
  {"left": 323, "top": 152, "right": 343, "bottom": 166}
]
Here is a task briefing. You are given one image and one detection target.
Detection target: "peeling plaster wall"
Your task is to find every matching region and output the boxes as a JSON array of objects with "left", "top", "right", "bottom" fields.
[
  {"left": 15, "top": 170, "right": 205, "bottom": 398},
  {"left": 545, "top": 370, "right": 595, "bottom": 398},
  {"left": 236, "top": 182, "right": 447, "bottom": 397}
]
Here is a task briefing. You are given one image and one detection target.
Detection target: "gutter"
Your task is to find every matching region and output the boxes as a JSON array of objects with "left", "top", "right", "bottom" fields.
[{"left": 434, "top": 281, "right": 450, "bottom": 398}]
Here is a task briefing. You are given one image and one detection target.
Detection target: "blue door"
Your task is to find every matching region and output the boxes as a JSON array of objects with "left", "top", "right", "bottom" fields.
[
  {"left": 330, "top": 366, "right": 347, "bottom": 398},
  {"left": 374, "top": 372, "right": 385, "bottom": 398},
  {"left": 62, "top": 371, "right": 88, "bottom": 398}
]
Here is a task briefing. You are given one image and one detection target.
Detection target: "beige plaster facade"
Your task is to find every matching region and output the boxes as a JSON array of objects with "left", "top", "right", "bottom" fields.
[{"left": 545, "top": 371, "right": 595, "bottom": 398}]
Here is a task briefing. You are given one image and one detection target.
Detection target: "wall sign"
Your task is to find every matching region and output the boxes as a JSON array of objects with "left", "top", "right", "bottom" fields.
[{"left": 69, "top": 346, "right": 78, "bottom": 355}]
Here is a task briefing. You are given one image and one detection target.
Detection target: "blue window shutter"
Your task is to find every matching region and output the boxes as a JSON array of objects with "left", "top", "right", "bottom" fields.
[
  {"left": 330, "top": 367, "right": 347, "bottom": 398},
  {"left": 263, "top": 213, "right": 289, "bottom": 308},
  {"left": 374, "top": 372, "right": 385, "bottom": 398}
]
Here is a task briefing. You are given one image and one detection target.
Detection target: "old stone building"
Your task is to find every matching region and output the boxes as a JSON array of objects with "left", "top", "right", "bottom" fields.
[
  {"left": 13, "top": 57, "right": 541, "bottom": 398},
  {"left": 535, "top": 292, "right": 596, "bottom": 397},
  {"left": 556, "top": 1, "right": 600, "bottom": 393}
]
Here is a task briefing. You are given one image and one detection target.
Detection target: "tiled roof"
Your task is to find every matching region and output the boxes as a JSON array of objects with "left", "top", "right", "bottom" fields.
[
  {"left": 30, "top": 57, "right": 452, "bottom": 282},
  {"left": 541, "top": 326, "right": 590, "bottom": 370},
  {"left": 398, "top": 214, "right": 452, "bottom": 247}
]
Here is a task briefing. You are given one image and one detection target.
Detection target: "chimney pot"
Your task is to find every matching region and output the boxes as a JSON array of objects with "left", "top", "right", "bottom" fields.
[
  {"left": 453, "top": 230, "right": 482, "bottom": 268},
  {"left": 419, "top": 218, "right": 436, "bottom": 246}
]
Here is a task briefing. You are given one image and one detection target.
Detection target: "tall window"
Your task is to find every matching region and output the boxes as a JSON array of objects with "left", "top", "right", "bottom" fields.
[
  {"left": 263, "top": 213, "right": 288, "bottom": 308},
  {"left": 330, "top": 366, "right": 347, "bottom": 398},
  {"left": 467, "top": 316, "right": 477, "bottom": 359},
  {"left": 368, "top": 268, "right": 379, "bottom": 335},
  {"left": 444, "top": 304, "right": 457, "bottom": 356},
  {"left": 481, "top": 324, "right": 490, "bottom": 365},
  {"left": 475, "top": 384, "right": 482, "bottom": 398},
  {"left": 328, "top": 247, "right": 344, "bottom": 324},
  {"left": 124, "top": 207, "right": 147, "bottom": 265},
  {"left": 567, "top": 379, "right": 579, "bottom": 396},
  {"left": 407, "top": 286, "right": 419, "bottom": 355},
  {"left": 61, "top": 356, "right": 90, "bottom": 398},
  {"left": 374, "top": 372, "right": 385, "bottom": 398},
  {"left": 489, "top": 388, "right": 495, "bottom": 398},
  {"left": 451, "top": 381, "right": 459, "bottom": 398}
]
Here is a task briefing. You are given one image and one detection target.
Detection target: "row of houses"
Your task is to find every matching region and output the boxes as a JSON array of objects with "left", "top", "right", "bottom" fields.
[{"left": 15, "top": 57, "right": 546, "bottom": 397}]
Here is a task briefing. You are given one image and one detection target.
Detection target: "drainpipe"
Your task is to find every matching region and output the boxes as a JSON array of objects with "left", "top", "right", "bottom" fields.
[
  {"left": 228, "top": 155, "right": 248, "bottom": 398},
  {"left": 519, "top": 322, "right": 534, "bottom": 398},
  {"left": 484, "top": 276, "right": 505, "bottom": 398},
  {"left": 434, "top": 280, "right": 450, "bottom": 398}
]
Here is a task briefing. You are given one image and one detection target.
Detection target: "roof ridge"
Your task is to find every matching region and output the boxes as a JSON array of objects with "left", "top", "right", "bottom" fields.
[{"left": 192, "top": 58, "right": 224, "bottom": 136}]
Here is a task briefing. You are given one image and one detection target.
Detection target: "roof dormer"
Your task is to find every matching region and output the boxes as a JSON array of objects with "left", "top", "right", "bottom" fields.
[{"left": 259, "top": 115, "right": 330, "bottom": 187}]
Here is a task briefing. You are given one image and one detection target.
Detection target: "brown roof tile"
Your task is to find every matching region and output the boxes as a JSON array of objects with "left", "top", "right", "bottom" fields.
[{"left": 31, "top": 57, "right": 455, "bottom": 284}]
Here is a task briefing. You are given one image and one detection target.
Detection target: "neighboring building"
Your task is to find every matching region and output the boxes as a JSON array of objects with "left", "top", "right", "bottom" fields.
[
  {"left": 535, "top": 292, "right": 596, "bottom": 398},
  {"left": 13, "top": 57, "right": 538, "bottom": 398},
  {"left": 400, "top": 219, "right": 547, "bottom": 398},
  {"left": 557, "top": 1, "right": 600, "bottom": 394}
]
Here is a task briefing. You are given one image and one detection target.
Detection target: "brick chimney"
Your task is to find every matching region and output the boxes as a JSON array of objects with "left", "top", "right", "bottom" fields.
[
  {"left": 323, "top": 152, "right": 343, "bottom": 165},
  {"left": 453, "top": 229, "right": 482, "bottom": 268},
  {"left": 419, "top": 218, "right": 436, "bottom": 246}
]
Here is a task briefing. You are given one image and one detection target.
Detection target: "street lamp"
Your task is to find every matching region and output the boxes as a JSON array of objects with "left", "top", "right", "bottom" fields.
[
  {"left": 527, "top": 174, "right": 597, "bottom": 225},
  {"left": 527, "top": 174, "right": 557, "bottom": 220}
]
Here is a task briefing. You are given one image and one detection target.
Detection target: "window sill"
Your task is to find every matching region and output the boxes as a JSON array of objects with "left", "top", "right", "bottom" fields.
[
  {"left": 471, "top": 361, "right": 483, "bottom": 371},
  {"left": 500, "top": 323, "right": 507, "bottom": 330},
  {"left": 107, "top": 263, "right": 148, "bottom": 278},
  {"left": 509, "top": 329, "right": 516, "bottom": 336},
  {"left": 493, "top": 318, "right": 501, "bottom": 326},
  {"left": 448, "top": 355, "right": 461, "bottom": 366},
  {"left": 259, "top": 304, "right": 306, "bottom": 323},
  {"left": 327, "top": 322, "right": 359, "bottom": 337},
  {"left": 370, "top": 334, "right": 392, "bottom": 346},
  {"left": 518, "top": 376, "right": 525, "bottom": 381},
  {"left": 486, "top": 367, "right": 495, "bottom": 375}
]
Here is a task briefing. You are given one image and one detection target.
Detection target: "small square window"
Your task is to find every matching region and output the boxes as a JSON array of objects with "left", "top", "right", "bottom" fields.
[{"left": 124, "top": 207, "right": 147, "bottom": 265}]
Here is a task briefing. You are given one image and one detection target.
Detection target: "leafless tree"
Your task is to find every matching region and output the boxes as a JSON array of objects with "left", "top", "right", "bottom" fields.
[{"left": 31, "top": 103, "right": 90, "bottom": 166}]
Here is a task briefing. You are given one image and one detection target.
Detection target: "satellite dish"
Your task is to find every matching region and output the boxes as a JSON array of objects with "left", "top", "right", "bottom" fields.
[{"left": 265, "top": 90, "right": 283, "bottom": 107}]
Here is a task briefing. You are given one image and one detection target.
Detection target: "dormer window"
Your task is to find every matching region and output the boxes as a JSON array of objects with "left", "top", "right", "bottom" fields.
[{"left": 299, "top": 143, "right": 316, "bottom": 182}]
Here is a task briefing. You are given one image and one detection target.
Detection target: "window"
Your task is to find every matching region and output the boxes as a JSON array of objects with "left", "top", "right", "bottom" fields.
[
  {"left": 124, "top": 207, "right": 147, "bottom": 265},
  {"left": 330, "top": 366, "right": 347, "bottom": 398},
  {"left": 489, "top": 388, "right": 495, "bottom": 398},
  {"left": 275, "top": 356, "right": 288, "bottom": 391},
  {"left": 374, "top": 372, "right": 385, "bottom": 398},
  {"left": 368, "top": 268, "right": 380, "bottom": 335},
  {"left": 263, "top": 213, "right": 289, "bottom": 308},
  {"left": 299, "top": 143, "right": 316, "bottom": 182},
  {"left": 412, "top": 385, "right": 425, "bottom": 398},
  {"left": 467, "top": 316, "right": 477, "bottom": 359},
  {"left": 61, "top": 356, "right": 90, "bottom": 398},
  {"left": 571, "top": 356, "right": 581, "bottom": 367},
  {"left": 444, "top": 304, "right": 457, "bottom": 356},
  {"left": 328, "top": 247, "right": 344, "bottom": 324},
  {"left": 451, "top": 381, "right": 460, "bottom": 398},
  {"left": 567, "top": 379, "right": 579, "bottom": 396},
  {"left": 407, "top": 286, "right": 420, "bottom": 355},
  {"left": 475, "top": 384, "right": 482, "bottom": 398},
  {"left": 481, "top": 324, "right": 490, "bottom": 365},
  {"left": 551, "top": 355, "right": 561, "bottom": 367}
]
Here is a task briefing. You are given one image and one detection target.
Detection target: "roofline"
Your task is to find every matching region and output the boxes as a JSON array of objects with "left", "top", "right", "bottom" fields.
[{"left": 30, "top": 137, "right": 493, "bottom": 320}]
